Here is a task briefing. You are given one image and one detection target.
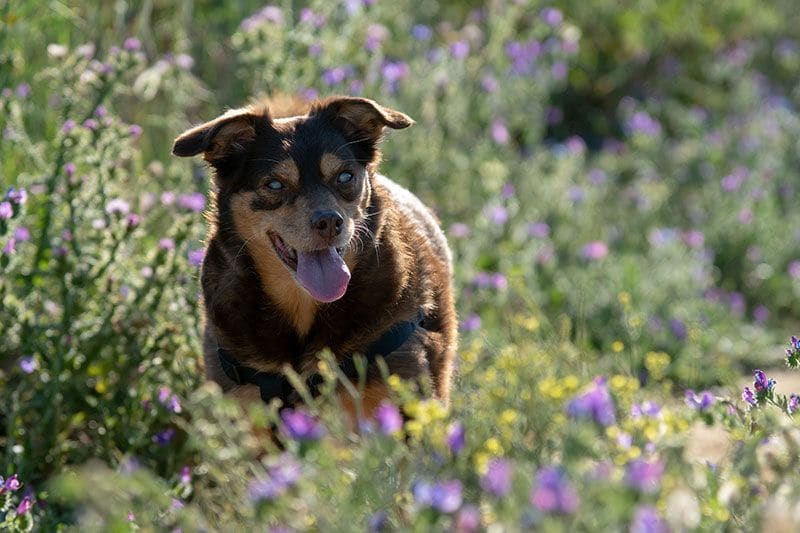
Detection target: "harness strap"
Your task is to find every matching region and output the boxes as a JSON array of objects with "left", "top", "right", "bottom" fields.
[{"left": 218, "top": 311, "right": 425, "bottom": 405}]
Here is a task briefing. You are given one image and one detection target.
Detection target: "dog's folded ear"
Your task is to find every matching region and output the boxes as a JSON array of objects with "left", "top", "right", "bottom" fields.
[
  {"left": 172, "top": 108, "right": 258, "bottom": 163},
  {"left": 311, "top": 96, "right": 414, "bottom": 143}
]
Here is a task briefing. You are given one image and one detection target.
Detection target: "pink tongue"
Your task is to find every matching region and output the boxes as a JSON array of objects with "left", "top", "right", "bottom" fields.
[{"left": 296, "top": 247, "right": 351, "bottom": 302}]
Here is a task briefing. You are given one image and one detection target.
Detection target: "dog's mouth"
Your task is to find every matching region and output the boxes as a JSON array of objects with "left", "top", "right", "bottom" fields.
[{"left": 269, "top": 232, "right": 351, "bottom": 303}]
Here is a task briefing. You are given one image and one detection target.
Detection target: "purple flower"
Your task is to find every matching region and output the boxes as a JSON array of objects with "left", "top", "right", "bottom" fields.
[
  {"left": 6, "top": 187, "right": 27, "bottom": 205},
  {"left": 281, "top": 408, "right": 325, "bottom": 441},
  {"left": 178, "top": 192, "right": 206, "bottom": 212},
  {"left": 630, "top": 401, "right": 661, "bottom": 418},
  {"left": 16, "top": 495, "right": 32, "bottom": 515},
  {"left": 15, "top": 83, "right": 31, "bottom": 99},
  {"left": 450, "top": 41, "right": 470, "bottom": 60},
  {"left": 446, "top": 421, "right": 465, "bottom": 454},
  {"left": 249, "top": 454, "right": 302, "bottom": 502},
  {"left": 491, "top": 119, "right": 510, "bottom": 145},
  {"left": 448, "top": 222, "right": 470, "bottom": 238},
  {"left": 180, "top": 466, "right": 192, "bottom": 484},
  {"left": 788, "top": 394, "right": 800, "bottom": 415},
  {"left": 368, "top": 511, "right": 389, "bottom": 532},
  {"left": 551, "top": 61, "right": 568, "bottom": 80},
  {"left": 788, "top": 261, "right": 800, "bottom": 279},
  {"left": 481, "top": 75, "right": 498, "bottom": 93},
  {"left": 753, "top": 370, "right": 774, "bottom": 393},
  {"left": 61, "top": 119, "right": 77, "bottom": 134},
  {"left": 460, "top": 314, "right": 481, "bottom": 332},
  {"left": 684, "top": 390, "right": 715, "bottom": 411},
  {"left": 83, "top": 118, "right": 99, "bottom": 131},
  {"left": 682, "top": 229, "right": 705, "bottom": 249},
  {"left": 0, "top": 201, "right": 12, "bottom": 220},
  {"left": 174, "top": 53, "right": 194, "bottom": 70},
  {"left": 381, "top": 61, "right": 410, "bottom": 93},
  {"left": 587, "top": 168, "right": 606, "bottom": 185},
  {"left": 123, "top": 37, "right": 141, "bottom": 51},
  {"left": 530, "top": 467, "right": 579, "bottom": 514},
  {"left": 153, "top": 428, "right": 176, "bottom": 446},
  {"left": 415, "top": 479, "right": 462, "bottom": 513},
  {"left": 500, "top": 183, "right": 516, "bottom": 199},
  {"left": 630, "top": 505, "right": 668, "bottom": 533},
  {"left": 3, "top": 238, "right": 16, "bottom": 255},
  {"left": 411, "top": 24, "right": 432, "bottom": 41},
  {"left": 481, "top": 458, "right": 512, "bottom": 497},
  {"left": 753, "top": 305, "right": 769, "bottom": 323},
  {"left": 742, "top": 387, "right": 756, "bottom": 406},
  {"left": 486, "top": 206, "right": 508, "bottom": 225},
  {"left": 627, "top": 111, "right": 661, "bottom": 136},
  {"left": 580, "top": 241, "right": 608, "bottom": 261},
  {"left": 19, "top": 357, "right": 38, "bottom": 374},
  {"left": 721, "top": 167, "right": 747, "bottom": 192},
  {"left": 491, "top": 273, "right": 508, "bottom": 290},
  {"left": 528, "top": 222, "right": 550, "bottom": 239},
  {"left": 158, "top": 387, "right": 182, "bottom": 414},
  {"left": 188, "top": 248, "right": 205, "bottom": 267},
  {"left": 505, "top": 40, "right": 541, "bottom": 75},
  {"left": 322, "top": 66, "right": 353, "bottom": 86},
  {"left": 546, "top": 106, "right": 564, "bottom": 125},
  {"left": 122, "top": 214, "right": 140, "bottom": 231},
  {"left": 669, "top": 319, "right": 687, "bottom": 341},
  {"left": 625, "top": 458, "right": 663, "bottom": 493},
  {"left": 787, "top": 336, "right": 800, "bottom": 368},
  {"left": 365, "top": 24, "right": 389, "bottom": 52},
  {"left": 13, "top": 227, "right": 29, "bottom": 244},
  {"left": 4, "top": 474, "right": 21, "bottom": 491},
  {"left": 158, "top": 238, "right": 175, "bottom": 251},
  {"left": 299, "top": 8, "right": 326, "bottom": 28},
  {"left": 106, "top": 198, "right": 131, "bottom": 216},
  {"left": 431, "top": 480, "right": 462, "bottom": 513},
  {"left": 454, "top": 505, "right": 481, "bottom": 532},
  {"left": 567, "top": 377, "right": 616, "bottom": 426},
  {"left": 375, "top": 401, "right": 403, "bottom": 435},
  {"left": 241, "top": 5, "right": 284, "bottom": 31},
  {"left": 540, "top": 7, "right": 563, "bottom": 26},
  {"left": 129, "top": 124, "right": 143, "bottom": 139},
  {"left": 161, "top": 191, "right": 176, "bottom": 206}
]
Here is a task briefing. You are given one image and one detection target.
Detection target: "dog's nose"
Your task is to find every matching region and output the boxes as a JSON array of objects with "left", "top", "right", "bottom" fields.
[{"left": 311, "top": 210, "right": 344, "bottom": 239}]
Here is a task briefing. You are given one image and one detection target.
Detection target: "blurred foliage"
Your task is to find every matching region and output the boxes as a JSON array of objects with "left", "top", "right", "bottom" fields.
[{"left": 1, "top": 0, "right": 800, "bottom": 529}]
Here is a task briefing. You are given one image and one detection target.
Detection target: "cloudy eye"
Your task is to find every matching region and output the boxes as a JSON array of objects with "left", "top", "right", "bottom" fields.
[
  {"left": 337, "top": 171, "right": 354, "bottom": 184},
  {"left": 266, "top": 179, "right": 284, "bottom": 191}
]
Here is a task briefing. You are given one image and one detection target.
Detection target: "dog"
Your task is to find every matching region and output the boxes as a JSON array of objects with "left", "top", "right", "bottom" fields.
[{"left": 172, "top": 95, "right": 457, "bottom": 420}]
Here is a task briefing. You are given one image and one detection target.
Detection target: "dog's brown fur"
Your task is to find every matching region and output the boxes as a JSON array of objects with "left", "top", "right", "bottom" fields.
[{"left": 173, "top": 95, "right": 457, "bottom": 418}]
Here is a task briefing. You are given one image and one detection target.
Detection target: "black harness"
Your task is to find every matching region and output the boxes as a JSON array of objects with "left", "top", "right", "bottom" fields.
[{"left": 217, "top": 311, "right": 425, "bottom": 404}]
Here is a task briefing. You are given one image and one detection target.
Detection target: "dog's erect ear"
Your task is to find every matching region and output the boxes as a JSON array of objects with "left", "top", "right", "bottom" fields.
[
  {"left": 172, "top": 108, "right": 258, "bottom": 163},
  {"left": 311, "top": 96, "right": 413, "bottom": 142}
]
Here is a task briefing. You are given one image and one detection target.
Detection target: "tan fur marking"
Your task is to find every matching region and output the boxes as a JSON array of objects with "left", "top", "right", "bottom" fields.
[
  {"left": 338, "top": 382, "right": 390, "bottom": 428},
  {"left": 230, "top": 193, "right": 317, "bottom": 336},
  {"left": 320, "top": 152, "right": 345, "bottom": 178},
  {"left": 269, "top": 158, "right": 300, "bottom": 186}
]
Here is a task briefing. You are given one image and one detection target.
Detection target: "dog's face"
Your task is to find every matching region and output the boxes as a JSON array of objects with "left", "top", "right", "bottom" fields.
[{"left": 173, "top": 97, "right": 413, "bottom": 303}]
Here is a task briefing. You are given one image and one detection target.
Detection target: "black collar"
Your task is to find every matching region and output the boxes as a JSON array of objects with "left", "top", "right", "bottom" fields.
[{"left": 217, "top": 311, "right": 425, "bottom": 405}]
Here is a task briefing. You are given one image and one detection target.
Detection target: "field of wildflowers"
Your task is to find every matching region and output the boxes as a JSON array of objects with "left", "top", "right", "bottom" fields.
[{"left": 2, "top": 0, "right": 800, "bottom": 530}]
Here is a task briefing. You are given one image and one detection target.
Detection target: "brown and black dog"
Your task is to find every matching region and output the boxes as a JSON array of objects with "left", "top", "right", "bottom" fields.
[{"left": 172, "top": 96, "right": 457, "bottom": 419}]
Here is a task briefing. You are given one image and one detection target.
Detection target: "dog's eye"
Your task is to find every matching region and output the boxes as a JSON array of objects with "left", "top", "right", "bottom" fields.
[
  {"left": 336, "top": 171, "right": 354, "bottom": 184},
  {"left": 266, "top": 179, "right": 284, "bottom": 191}
]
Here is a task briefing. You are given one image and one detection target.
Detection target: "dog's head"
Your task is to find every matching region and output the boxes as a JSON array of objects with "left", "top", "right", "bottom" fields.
[{"left": 172, "top": 96, "right": 413, "bottom": 303}]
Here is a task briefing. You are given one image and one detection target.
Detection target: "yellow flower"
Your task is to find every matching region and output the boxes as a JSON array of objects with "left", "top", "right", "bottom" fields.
[
  {"left": 387, "top": 374, "right": 402, "bottom": 391},
  {"left": 644, "top": 351, "right": 670, "bottom": 380},
  {"left": 611, "top": 340, "right": 625, "bottom": 353},
  {"left": 618, "top": 291, "right": 631, "bottom": 306},
  {"left": 500, "top": 409, "right": 519, "bottom": 426},
  {"left": 405, "top": 420, "right": 423, "bottom": 439},
  {"left": 514, "top": 314, "right": 540, "bottom": 332},
  {"left": 473, "top": 452, "right": 490, "bottom": 474},
  {"left": 484, "top": 437, "right": 503, "bottom": 455}
]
